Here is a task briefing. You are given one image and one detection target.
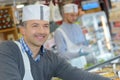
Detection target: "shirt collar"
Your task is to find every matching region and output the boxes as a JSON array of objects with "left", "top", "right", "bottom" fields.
[{"left": 19, "top": 37, "right": 46, "bottom": 62}]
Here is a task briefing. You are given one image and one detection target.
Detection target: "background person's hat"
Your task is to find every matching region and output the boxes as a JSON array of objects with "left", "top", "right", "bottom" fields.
[
  {"left": 63, "top": 3, "right": 78, "bottom": 13},
  {"left": 22, "top": 4, "right": 50, "bottom": 22}
]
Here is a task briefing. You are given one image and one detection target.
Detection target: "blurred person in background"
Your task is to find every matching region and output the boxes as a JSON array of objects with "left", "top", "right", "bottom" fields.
[{"left": 54, "top": 3, "right": 90, "bottom": 61}]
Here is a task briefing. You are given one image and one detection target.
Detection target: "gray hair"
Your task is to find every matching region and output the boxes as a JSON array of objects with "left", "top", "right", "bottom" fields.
[{"left": 20, "top": 21, "right": 27, "bottom": 27}]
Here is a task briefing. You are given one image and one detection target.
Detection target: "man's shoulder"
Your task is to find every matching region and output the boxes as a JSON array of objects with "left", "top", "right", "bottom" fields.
[
  {"left": 73, "top": 23, "right": 81, "bottom": 27},
  {"left": 44, "top": 50, "right": 61, "bottom": 60},
  {"left": 54, "top": 27, "right": 62, "bottom": 35},
  {"left": 0, "top": 41, "right": 16, "bottom": 48},
  {"left": 43, "top": 50, "right": 66, "bottom": 65},
  {"left": 44, "top": 50, "right": 57, "bottom": 57},
  {"left": 0, "top": 41, "right": 20, "bottom": 57}
]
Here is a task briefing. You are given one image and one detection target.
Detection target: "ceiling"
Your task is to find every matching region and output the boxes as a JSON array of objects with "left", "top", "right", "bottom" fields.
[
  {"left": 0, "top": 0, "right": 38, "bottom": 5},
  {"left": 0, "top": 0, "right": 94, "bottom": 6}
]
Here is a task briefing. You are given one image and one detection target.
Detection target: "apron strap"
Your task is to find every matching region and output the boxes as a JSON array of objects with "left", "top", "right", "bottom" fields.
[
  {"left": 57, "top": 28, "right": 74, "bottom": 48},
  {"left": 14, "top": 41, "right": 34, "bottom": 80},
  {"left": 57, "top": 28, "right": 80, "bottom": 53}
]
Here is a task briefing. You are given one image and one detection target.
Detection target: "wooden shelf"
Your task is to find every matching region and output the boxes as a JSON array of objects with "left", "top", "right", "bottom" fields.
[
  {"left": 0, "top": 6, "right": 18, "bottom": 40},
  {"left": 0, "top": 27, "right": 16, "bottom": 33}
]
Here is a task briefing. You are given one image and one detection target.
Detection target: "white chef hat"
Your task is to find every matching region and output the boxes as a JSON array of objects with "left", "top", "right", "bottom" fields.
[
  {"left": 63, "top": 3, "right": 78, "bottom": 13},
  {"left": 22, "top": 4, "right": 50, "bottom": 22}
]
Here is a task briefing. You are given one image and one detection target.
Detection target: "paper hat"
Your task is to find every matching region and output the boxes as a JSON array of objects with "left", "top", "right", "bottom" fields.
[
  {"left": 22, "top": 4, "right": 50, "bottom": 22},
  {"left": 63, "top": 3, "right": 78, "bottom": 13}
]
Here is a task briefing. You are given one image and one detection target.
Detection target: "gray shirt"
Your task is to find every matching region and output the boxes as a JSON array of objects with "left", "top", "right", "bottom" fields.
[{"left": 0, "top": 41, "right": 110, "bottom": 80}]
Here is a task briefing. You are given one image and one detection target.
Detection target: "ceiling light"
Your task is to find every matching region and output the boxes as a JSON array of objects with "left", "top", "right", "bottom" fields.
[{"left": 16, "top": 4, "right": 24, "bottom": 8}]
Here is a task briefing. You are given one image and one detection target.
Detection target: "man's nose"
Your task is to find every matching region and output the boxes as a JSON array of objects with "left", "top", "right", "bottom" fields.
[{"left": 38, "top": 26, "right": 45, "bottom": 33}]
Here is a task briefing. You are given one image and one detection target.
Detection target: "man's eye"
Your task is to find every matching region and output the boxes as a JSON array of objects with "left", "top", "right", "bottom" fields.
[
  {"left": 44, "top": 25, "right": 49, "bottom": 28},
  {"left": 32, "top": 25, "right": 39, "bottom": 27}
]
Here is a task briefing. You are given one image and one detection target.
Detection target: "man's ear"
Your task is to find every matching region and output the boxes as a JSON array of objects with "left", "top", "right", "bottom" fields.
[
  {"left": 19, "top": 26, "right": 25, "bottom": 35},
  {"left": 64, "top": 13, "right": 67, "bottom": 18}
]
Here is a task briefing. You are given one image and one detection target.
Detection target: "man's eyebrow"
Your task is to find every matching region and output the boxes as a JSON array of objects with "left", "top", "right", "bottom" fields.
[
  {"left": 42, "top": 23, "right": 49, "bottom": 26},
  {"left": 31, "top": 23, "right": 39, "bottom": 26},
  {"left": 31, "top": 23, "right": 49, "bottom": 26},
  {"left": 44, "top": 23, "right": 49, "bottom": 26}
]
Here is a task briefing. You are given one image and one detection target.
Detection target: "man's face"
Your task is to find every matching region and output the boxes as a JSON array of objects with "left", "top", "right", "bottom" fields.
[
  {"left": 65, "top": 12, "right": 78, "bottom": 23},
  {"left": 20, "top": 20, "right": 50, "bottom": 47}
]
